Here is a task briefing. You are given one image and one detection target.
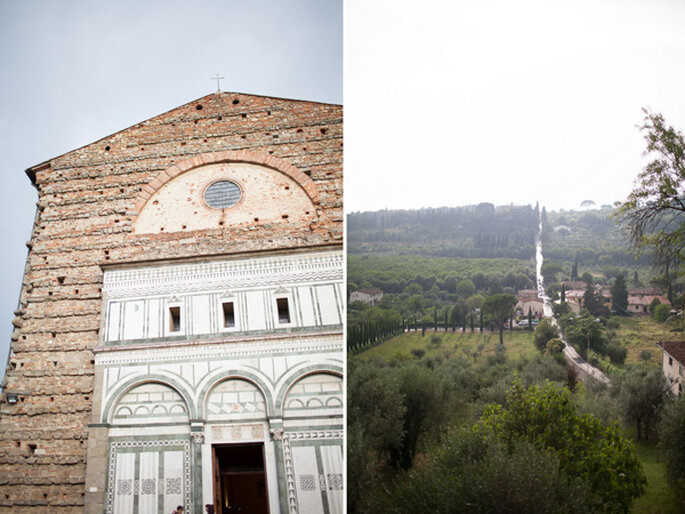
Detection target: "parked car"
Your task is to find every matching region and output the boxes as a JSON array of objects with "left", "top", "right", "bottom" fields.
[{"left": 515, "top": 319, "right": 538, "bottom": 328}]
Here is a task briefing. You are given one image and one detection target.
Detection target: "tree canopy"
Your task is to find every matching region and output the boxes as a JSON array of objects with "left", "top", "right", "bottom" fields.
[
  {"left": 533, "top": 318, "right": 559, "bottom": 353},
  {"left": 475, "top": 379, "right": 646, "bottom": 512},
  {"left": 616, "top": 109, "right": 685, "bottom": 303},
  {"left": 659, "top": 396, "right": 685, "bottom": 491},
  {"left": 482, "top": 293, "right": 517, "bottom": 345},
  {"left": 613, "top": 366, "right": 672, "bottom": 440}
]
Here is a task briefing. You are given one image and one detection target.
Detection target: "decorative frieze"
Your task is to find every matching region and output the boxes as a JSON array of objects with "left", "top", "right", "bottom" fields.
[{"left": 104, "top": 251, "right": 343, "bottom": 299}]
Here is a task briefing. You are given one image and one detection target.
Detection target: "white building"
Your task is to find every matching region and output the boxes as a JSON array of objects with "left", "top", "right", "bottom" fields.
[
  {"left": 657, "top": 340, "right": 685, "bottom": 396},
  {"left": 349, "top": 288, "right": 383, "bottom": 306}
]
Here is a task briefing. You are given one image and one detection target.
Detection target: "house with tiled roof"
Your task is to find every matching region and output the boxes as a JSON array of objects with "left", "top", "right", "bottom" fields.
[
  {"left": 515, "top": 289, "right": 543, "bottom": 319},
  {"left": 563, "top": 285, "right": 612, "bottom": 314},
  {"left": 349, "top": 288, "right": 383, "bottom": 306},
  {"left": 627, "top": 289, "right": 670, "bottom": 315},
  {"left": 657, "top": 341, "right": 685, "bottom": 395}
]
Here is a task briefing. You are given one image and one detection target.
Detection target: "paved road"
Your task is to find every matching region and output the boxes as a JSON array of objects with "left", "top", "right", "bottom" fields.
[{"left": 535, "top": 222, "right": 610, "bottom": 385}]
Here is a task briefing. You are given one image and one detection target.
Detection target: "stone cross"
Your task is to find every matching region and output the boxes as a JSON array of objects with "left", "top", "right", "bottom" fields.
[{"left": 211, "top": 74, "right": 225, "bottom": 92}]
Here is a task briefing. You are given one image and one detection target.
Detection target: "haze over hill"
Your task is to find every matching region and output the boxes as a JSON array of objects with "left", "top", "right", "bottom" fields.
[{"left": 348, "top": 203, "right": 646, "bottom": 273}]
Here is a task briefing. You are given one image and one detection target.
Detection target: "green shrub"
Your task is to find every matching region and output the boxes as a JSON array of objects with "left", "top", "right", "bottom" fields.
[
  {"left": 639, "top": 349, "right": 652, "bottom": 363},
  {"left": 654, "top": 303, "right": 670, "bottom": 323},
  {"left": 605, "top": 342, "right": 628, "bottom": 365},
  {"left": 410, "top": 348, "right": 425, "bottom": 359}
]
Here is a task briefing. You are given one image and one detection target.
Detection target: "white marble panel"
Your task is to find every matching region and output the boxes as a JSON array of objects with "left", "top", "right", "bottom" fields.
[
  {"left": 163, "top": 450, "right": 184, "bottom": 514},
  {"left": 316, "top": 285, "right": 340, "bottom": 326},
  {"left": 123, "top": 301, "right": 145, "bottom": 340},
  {"left": 321, "top": 445, "right": 343, "bottom": 514},
  {"left": 191, "top": 295, "right": 212, "bottom": 335},
  {"left": 138, "top": 451, "right": 158, "bottom": 512},
  {"left": 298, "top": 287, "right": 317, "bottom": 326},
  {"left": 107, "top": 302, "right": 122, "bottom": 342},
  {"left": 292, "top": 446, "right": 324, "bottom": 514},
  {"left": 113, "top": 452, "right": 135, "bottom": 514},
  {"left": 148, "top": 298, "right": 162, "bottom": 339},
  {"left": 245, "top": 291, "right": 267, "bottom": 330}
]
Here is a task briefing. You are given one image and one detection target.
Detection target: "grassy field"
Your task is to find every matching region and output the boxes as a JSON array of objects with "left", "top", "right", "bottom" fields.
[
  {"left": 358, "top": 328, "right": 538, "bottom": 364},
  {"left": 609, "top": 316, "right": 680, "bottom": 368},
  {"left": 631, "top": 440, "right": 682, "bottom": 513}
]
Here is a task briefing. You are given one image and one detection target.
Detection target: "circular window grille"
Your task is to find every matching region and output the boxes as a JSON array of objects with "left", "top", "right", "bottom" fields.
[{"left": 204, "top": 180, "right": 242, "bottom": 209}]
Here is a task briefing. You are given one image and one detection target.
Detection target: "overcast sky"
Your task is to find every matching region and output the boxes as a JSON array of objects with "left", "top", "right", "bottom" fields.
[
  {"left": 2, "top": 1, "right": 685, "bottom": 373},
  {"left": 345, "top": 0, "right": 685, "bottom": 212},
  {"left": 0, "top": 0, "right": 341, "bottom": 374}
]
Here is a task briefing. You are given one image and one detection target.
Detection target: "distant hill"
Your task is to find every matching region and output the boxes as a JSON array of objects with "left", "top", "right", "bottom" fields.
[
  {"left": 348, "top": 203, "right": 539, "bottom": 260},
  {"left": 544, "top": 206, "right": 649, "bottom": 268},
  {"left": 349, "top": 204, "right": 647, "bottom": 266}
]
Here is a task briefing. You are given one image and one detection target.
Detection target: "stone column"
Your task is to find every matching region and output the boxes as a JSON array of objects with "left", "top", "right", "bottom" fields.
[
  {"left": 190, "top": 427, "right": 205, "bottom": 513},
  {"left": 269, "top": 418, "right": 290, "bottom": 514}
]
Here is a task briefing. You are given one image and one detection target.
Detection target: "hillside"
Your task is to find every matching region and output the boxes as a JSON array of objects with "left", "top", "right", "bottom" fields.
[{"left": 348, "top": 204, "right": 651, "bottom": 281}]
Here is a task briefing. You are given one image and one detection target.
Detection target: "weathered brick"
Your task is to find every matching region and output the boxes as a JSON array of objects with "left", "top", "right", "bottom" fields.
[{"left": 0, "top": 92, "right": 342, "bottom": 510}]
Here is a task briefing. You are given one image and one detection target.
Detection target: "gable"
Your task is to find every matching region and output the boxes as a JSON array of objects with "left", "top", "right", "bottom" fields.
[{"left": 134, "top": 159, "right": 316, "bottom": 234}]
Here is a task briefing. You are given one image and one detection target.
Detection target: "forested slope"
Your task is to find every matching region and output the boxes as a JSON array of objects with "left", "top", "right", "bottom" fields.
[{"left": 348, "top": 203, "right": 646, "bottom": 272}]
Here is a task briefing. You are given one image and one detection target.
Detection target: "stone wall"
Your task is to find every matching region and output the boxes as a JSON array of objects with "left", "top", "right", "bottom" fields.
[{"left": 0, "top": 92, "right": 342, "bottom": 510}]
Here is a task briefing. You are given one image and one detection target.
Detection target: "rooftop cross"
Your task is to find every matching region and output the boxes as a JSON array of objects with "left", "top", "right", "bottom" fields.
[{"left": 211, "top": 74, "right": 225, "bottom": 92}]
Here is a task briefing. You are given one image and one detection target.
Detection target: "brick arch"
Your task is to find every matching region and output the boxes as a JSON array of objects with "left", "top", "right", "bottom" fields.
[{"left": 132, "top": 150, "right": 320, "bottom": 215}]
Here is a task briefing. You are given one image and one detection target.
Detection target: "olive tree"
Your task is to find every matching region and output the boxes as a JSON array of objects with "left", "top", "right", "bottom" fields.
[
  {"left": 659, "top": 396, "right": 685, "bottom": 490},
  {"left": 613, "top": 366, "right": 672, "bottom": 440}
]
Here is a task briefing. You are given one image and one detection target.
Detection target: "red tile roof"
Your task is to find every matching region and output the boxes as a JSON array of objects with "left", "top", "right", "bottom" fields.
[
  {"left": 628, "top": 295, "right": 670, "bottom": 307},
  {"left": 657, "top": 341, "right": 685, "bottom": 366},
  {"left": 356, "top": 288, "right": 383, "bottom": 295}
]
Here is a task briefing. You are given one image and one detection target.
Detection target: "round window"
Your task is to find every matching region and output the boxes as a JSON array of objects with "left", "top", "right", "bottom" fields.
[{"left": 204, "top": 180, "right": 242, "bottom": 209}]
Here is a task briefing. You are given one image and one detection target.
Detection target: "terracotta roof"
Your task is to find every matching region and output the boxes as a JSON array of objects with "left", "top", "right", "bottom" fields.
[
  {"left": 628, "top": 295, "right": 670, "bottom": 307},
  {"left": 657, "top": 341, "right": 685, "bottom": 366},
  {"left": 628, "top": 288, "right": 663, "bottom": 296},
  {"left": 355, "top": 288, "right": 383, "bottom": 295},
  {"left": 517, "top": 290, "right": 539, "bottom": 301},
  {"left": 561, "top": 281, "right": 586, "bottom": 289},
  {"left": 565, "top": 290, "right": 584, "bottom": 298}
]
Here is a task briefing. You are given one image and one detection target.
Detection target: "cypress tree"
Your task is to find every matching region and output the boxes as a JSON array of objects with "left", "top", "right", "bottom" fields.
[
  {"left": 611, "top": 274, "right": 629, "bottom": 315},
  {"left": 583, "top": 284, "right": 600, "bottom": 316},
  {"left": 528, "top": 307, "right": 533, "bottom": 331}
]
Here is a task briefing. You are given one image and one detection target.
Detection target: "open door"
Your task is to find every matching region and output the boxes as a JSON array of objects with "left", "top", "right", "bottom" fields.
[{"left": 212, "top": 443, "right": 269, "bottom": 514}]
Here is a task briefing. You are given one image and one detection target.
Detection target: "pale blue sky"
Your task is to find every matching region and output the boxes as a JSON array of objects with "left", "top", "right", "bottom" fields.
[{"left": 0, "top": 0, "right": 342, "bottom": 374}]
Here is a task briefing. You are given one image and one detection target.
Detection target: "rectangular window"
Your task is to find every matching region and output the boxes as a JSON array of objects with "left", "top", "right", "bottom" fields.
[
  {"left": 669, "top": 356, "right": 673, "bottom": 366},
  {"left": 277, "top": 298, "right": 291, "bottom": 324},
  {"left": 169, "top": 306, "right": 181, "bottom": 332},
  {"left": 222, "top": 302, "right": 235, "bottom": 328}
]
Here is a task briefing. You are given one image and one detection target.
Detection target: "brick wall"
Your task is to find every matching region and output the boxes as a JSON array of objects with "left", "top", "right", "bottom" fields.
[{"left": 0, "top": 92, "right": 342, "bottom": 510}]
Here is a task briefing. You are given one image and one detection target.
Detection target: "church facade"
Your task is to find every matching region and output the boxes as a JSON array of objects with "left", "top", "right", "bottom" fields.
[{"left": 0, "top": 93, "right": 343, "bottom": 513}]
